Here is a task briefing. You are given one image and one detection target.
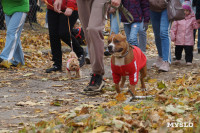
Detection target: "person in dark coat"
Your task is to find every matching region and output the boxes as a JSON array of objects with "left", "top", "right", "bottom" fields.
[{"left": 193, "top": 0, "right": 200, "bottom": 53}]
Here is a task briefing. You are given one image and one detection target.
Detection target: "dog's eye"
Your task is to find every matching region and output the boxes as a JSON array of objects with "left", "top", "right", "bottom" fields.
[{"left": 114, "top": 40, "right": 120, "bottom": 43}]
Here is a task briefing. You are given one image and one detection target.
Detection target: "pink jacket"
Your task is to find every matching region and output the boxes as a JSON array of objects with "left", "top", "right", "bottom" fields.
[{"left": 170, "top": 12, "right": 199, "bottom": 46}]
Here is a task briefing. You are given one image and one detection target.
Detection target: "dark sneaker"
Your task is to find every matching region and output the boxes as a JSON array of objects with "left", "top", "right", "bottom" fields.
[
  {"left": 104, "top": 51, "right": 111, "bottom": 56},
  {"left": 84, "top": 74, "right": 105, "bottom": 92},
  {"left": 102, "top": 31, "right": 109, "bottom": 36},
  {"left": 0, "top": 58, "right": 3, "bottom": 63},
  {"left": 85, "top": 56, "right": 90, "bottom": 64},
  {"left": 0, "top": 27, "right": 6, "bottom": 30},
  {"left": 11, "top": 63, "right": 22, "bottom": 67},
  {"left": 78, "top": 54, "right": 85, "bottom": 67},
  {"left": 46, "top": 65, "right": 62, "bottom": 73}
]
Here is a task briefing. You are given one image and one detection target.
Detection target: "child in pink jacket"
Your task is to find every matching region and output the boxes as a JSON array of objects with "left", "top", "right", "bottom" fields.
[{"left": 171, "top": 1, "right": 199, "bottom": 65}]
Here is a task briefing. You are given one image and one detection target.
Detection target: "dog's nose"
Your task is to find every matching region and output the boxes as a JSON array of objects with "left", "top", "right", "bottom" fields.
[{"left": 108, "top": 45, "right": 113, "bottom": 51}]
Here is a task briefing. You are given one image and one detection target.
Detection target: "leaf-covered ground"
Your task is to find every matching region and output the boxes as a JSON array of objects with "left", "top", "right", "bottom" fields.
[{"left": 0, "top": 11, "right": 200, "bottom": 133}]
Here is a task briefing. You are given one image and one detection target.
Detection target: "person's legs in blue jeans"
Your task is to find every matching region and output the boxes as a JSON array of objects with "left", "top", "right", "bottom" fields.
[
  {"left": 110, "top": 13, "right": 121, "bottom": 34},
  {"left": 11, "top": 40, "right": 25, "bottom": 66},
  {"left": 85, "top": 46, "right": 90, "bottom": 64},
  {"left": 150, "top": 11, "right": 162, "bottom": 58},
  {"left": 124, "top": 24, "right": 131, "bottom": 43},
  {"left": 0, "top": 12, "right": 27, "bottom": 67},
  {"left": 160, "top": 9, "right": 171, "bottom": 63},
  {"left": 150, "top": 9, "right": 171, "bottom": 71},
  {"left": 124, "top": 22, "right": 141, "bottom": 46},
  {"left": 138, "top": 20, "right": 147, "bottom": 53}
]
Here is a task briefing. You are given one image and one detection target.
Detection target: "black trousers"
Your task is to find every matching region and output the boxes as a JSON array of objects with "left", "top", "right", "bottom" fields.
[
  {"left": 0, "top": 3, "right": 5, "bottom": 29},
  {"left": 175, "top": 45, "right": 193, "bottom": 63},
  {"left": 29, "top": 0, "right": 38, "bottom": 23},
  {"left": 47, "top": 9, "right": 84, "bottom": 67}
]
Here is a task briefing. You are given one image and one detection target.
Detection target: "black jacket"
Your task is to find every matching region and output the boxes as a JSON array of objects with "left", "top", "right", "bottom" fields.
[{"left": 193, "top": 0, "right": 200, "bottom": 20}]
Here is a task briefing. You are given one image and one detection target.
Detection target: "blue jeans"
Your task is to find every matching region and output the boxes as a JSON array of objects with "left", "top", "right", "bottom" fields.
[
  {"left": 194, "top": 28, "right": 200, "bottom": 50},
  {"left": 138, "top": 21, "right": 147, "bottom": 52},
  {"left": 0, "top": 12, "right": 27, "bottom": 65},
  {"left": 150, "top": 9, "right": 171, "bottom": 63},
  {"left": 124, "top": 22, "right": 141, "bottom": 46},
  {"left": 110, "top": 13, "right": 121, "bottom": 34}
]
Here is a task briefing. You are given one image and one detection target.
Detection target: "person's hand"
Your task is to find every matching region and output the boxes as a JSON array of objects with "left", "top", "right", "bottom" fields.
[
  {"left": 197, "top": 19, "right": 200, "bottom": 24},
  {"left": 143, "top": 22, "right": 149, "bottom": 31},
  {"left": 53, "top": 0, "right": 63, "bottom": 13},
  {"left": 111, "top": 0, "right": 121, "bottom": 8},
  {"left": 108, "top": 7, "right": 116, "bottom": 14},
  {"left": 64, "top": 8, "right": 73, "bottom": 16}
]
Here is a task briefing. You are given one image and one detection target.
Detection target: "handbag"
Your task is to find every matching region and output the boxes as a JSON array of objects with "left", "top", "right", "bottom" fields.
[
  {"left": 167, "top": 0, "right": 185, "bottom": 21},
  {"left": 149, "top": 0, "right": 168, "bottom": 12}
]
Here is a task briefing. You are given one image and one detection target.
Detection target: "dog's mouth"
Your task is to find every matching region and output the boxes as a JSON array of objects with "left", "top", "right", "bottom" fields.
[
  {"left": 115, "top": 48, "right": 123, "bottom": 53},
  {"left": 108, "top": 48, "right": 123, "bottom": 55}
]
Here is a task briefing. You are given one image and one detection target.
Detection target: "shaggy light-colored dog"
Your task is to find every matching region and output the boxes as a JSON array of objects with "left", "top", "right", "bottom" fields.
[{"left": 66, "top": 51, "right": 80, "bottom": 79}]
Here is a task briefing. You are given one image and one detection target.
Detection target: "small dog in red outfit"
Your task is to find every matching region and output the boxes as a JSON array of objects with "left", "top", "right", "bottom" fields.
[{"left": 107, "top": 33, "right": 147, "bottom": 96}]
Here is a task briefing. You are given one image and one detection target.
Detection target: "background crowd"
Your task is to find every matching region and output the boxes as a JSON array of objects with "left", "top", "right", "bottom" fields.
[{"left": 0, "top": 0, "right": 200, "bottom": 94}]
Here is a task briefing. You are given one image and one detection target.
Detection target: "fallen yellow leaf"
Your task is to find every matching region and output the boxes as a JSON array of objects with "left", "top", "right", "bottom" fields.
[
  {"left": 116, "top": 93, "right": 126, "bottom": 101},
  {"left": 89, "top": 126, "right": 106, "bottom": 133}
]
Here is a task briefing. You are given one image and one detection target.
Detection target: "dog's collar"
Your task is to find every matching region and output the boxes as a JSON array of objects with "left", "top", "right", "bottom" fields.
[{"left": 114, "top": 43, "right": 133, "bottom": 58}]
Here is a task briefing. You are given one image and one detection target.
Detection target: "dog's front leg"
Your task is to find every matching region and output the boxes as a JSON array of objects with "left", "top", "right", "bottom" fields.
[
  {"left": 115, "top": 84, "right": 121, "bottom": 93},
  {"left": 67, "top": 70, "right": 71, "bottom": 79},
  {"left": 75, "top": 70, "right": 80, "bottom": 78},
  {"left": 140, "top": 65, "right": 147, "bottom": 96},
  {"left": 120, "top": 76, "right": 126, "bottom": 89},
  {"left": 129, "top": 84, "right": 136, "bottom": 96}
]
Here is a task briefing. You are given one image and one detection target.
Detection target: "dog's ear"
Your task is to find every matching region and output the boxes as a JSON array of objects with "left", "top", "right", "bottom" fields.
[
  {"left": 121, "top": 30, "right": 126, "bottom": 36},
  {"left": 121, "top": 35, "right": 126, "bottom": 41},
  {"left": 118, "top": 33, "right": 126, "bottom": 41}
]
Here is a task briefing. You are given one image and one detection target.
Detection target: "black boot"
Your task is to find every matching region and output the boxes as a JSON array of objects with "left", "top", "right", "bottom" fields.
[
  {"left": 78, "top": 54, "right": 85, "bottom": 67},
  {"left": 46, "top": 65, "right": 62, "bottom": 73}
]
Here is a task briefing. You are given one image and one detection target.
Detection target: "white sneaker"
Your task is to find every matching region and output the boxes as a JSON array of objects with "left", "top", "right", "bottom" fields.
[
  {"left": 174, "top": 60, "right": 181, "bottom": 65},
  {"left": 152, "top": 57, "right": 163, "bottom": 68},
  {"left": 44, "top": 23, "right": 48, "bottom": 28},
  {"left": 159, "top": 61, "right": 170, "bottom": 72},
  {"left": 186, "top": 62, "right": 192, "bottom": 66}
]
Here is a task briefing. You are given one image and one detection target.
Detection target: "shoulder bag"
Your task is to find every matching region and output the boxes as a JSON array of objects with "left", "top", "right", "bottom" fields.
[
  {"left": 149, "top": 0, "right": 168, "bottom": 12},
  {"left": 167, "top": 0, "right": 185, "bottom": 21}
]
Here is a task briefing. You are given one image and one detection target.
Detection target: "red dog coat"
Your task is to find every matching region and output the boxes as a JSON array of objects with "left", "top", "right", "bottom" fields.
[{"left": 111, "top": 46, "right": 147, "bottom": 85}]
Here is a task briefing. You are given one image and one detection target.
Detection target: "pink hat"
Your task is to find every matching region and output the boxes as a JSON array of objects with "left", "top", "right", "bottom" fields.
[{"left": 182, "top": 1, "right": 192, "bottom": 11}]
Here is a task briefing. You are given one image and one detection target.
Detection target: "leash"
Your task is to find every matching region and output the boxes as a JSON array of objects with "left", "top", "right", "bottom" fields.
[
  {"left": 67, "top": 17, "right": 74, "bottom": 51},
  {"left": 103, "top": 0, "right": 134, "bottom": 23},
  {"left": 44, "top": 0, "right": 74, "bottom": 51}
]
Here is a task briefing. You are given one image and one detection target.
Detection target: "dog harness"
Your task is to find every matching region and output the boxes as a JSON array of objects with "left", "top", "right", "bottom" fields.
[
  {"left": 111, "top": 46, "right": 146, "bottom": 85},
  {"left": 66, "top": 59, "right": 72, "bottom": 71},
  {"left": 75, "top": 27, "right": 82, "bottom": 39}
]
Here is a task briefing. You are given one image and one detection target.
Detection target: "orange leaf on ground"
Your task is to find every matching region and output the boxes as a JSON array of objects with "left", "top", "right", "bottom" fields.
[{"left": 116, "top": 93, "right": 126, "bottom": 101}]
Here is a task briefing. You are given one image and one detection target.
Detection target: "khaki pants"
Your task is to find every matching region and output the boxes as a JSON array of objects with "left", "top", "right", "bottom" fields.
[{"left": 77, "top": 0, "right": 107, "bottom": 75}]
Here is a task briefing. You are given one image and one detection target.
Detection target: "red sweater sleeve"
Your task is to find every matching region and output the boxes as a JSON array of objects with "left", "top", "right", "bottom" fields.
[{"left": 67, "top": 0, "right": 78, "bottom": 11}]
